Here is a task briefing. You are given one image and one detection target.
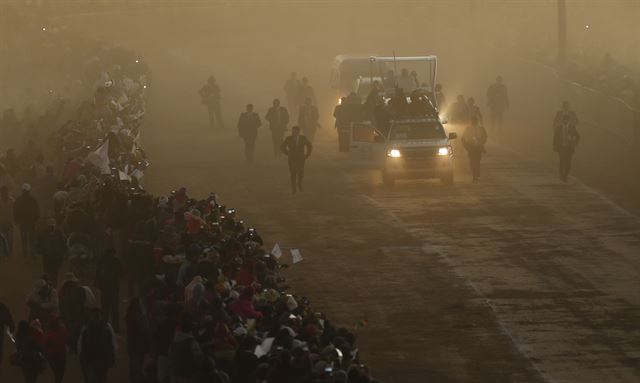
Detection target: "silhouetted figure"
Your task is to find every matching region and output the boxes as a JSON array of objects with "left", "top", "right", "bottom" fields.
[
  {"left": 199, "top": 76, "right": 223, "bottom": 129},
  {"left": 553, "top": 101, "right": 580, "bottom": 182},
  {"left": 95, "top": 248, "right": 124, "bottom": 333},
  {"left": 78, "top": 308, "right": 117, "bottom": 383},
  {"left": 397, "top": 68, "right": 416, "bottom": 94},
  {"left": 13, "top": 183, "right": 40, "bottom": 257},
  {"left": 486, "top": 75, "right": 509, "bottom": 132},
  {"left": 467, "top": 97, "right": 483, "bottom": 126},
  {"left": 297, "top": 77, "right": 316, "bottom": 107},
  {"left": 37, "top": 218, "right": 67, "bottom": 286},
  {"left": 265, "top": 99, "right": 290, "bottom": 157},
  {"left": 298, "top": 98, "right": 320, "bottom": 142},
  {"left": 281, "top": 126, "right": 313, "bottom": 194},
  {"left": 449, "top": 95, "right": 470, "bottom": 124},
  {"left": 284, "top": 72, "right": 301, "bottom": 118},
  {"left": 435, "top": 83, "right": 446, "bottom": 111},
  {"left": 237, "top": 104, "right": 262, "bottom": 164},
  {"left": 462, "top": 117, "right": 488, "bottom": 182}
]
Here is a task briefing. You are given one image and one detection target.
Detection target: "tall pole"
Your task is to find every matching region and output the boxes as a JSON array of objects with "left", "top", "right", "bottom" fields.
[{"left": 557, "top": 0, "right": 567, "bottom": 64}]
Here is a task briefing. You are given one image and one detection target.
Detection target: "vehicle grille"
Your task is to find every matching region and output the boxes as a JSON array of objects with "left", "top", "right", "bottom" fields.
[{"left": 401, "top": 147, "right": 439, "bottom": 159}]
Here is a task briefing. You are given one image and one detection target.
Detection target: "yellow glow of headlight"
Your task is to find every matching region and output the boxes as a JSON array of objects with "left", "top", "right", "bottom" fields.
[
  {"left": 388, "top": 149, "right": 401, "bottom": 158},
  {"left": 438, "top": 147, "right": 451, "bottom": 156}
]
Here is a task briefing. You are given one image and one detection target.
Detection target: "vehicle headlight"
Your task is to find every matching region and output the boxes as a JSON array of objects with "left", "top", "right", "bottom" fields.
[
  {"left": 437, "top": 146, "right": 451, "bottom": 156},
  {"left": 387, "top": 149, "right": 401, "bottom": 158}
]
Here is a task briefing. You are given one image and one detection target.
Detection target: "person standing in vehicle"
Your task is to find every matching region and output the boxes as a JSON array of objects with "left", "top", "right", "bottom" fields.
[
  {"left": 486, "top": 75, "right": 509, "bottom": 132},
  {"left": 434, "top": 83, "right": 446, "bottom": 111},
  {"left": 298, "top": 98, "right": 320, "bottom": 142},
  {"left": 198, "top": 76, "right": 223, "bottom": 129},
  {"left": 284, "top": 72, "right": 301, "bottom": 119},
  {"left": 237, "top": 104, "right": 262, "bottom": 164},
  {"left": 462, "top": 116, "right": 488, "bottom": 183},
  {"left": 265, "top": 99, "right": 290, "bottom": 157},
  {"left": 553, "top": 101, "right": 580, "bottom": 182},
  {"left": 281, "top": 126, "right": 313, "bottom": 194}
]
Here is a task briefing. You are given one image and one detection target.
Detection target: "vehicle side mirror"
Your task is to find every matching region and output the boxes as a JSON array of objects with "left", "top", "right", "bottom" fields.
[{"left": 448, "top": 132, "right": 458, "bottom": 140}]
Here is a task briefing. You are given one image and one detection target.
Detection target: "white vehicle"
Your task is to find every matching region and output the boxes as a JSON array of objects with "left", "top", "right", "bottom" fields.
[
  {"left": 382, "top": 117, "right": 457, "bottom": 186},
  {"left": 330, "top": 54, "right": 385, "bottom": 95}
]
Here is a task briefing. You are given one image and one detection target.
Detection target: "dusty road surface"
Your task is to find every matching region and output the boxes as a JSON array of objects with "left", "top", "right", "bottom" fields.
[{"left": 2, "top": 4, "right": 640, "bottom": 383}]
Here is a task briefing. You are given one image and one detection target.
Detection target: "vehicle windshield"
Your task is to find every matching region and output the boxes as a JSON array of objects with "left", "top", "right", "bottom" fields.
[{"left": 389, "top": 121, "right": 446, "bottom": 140}]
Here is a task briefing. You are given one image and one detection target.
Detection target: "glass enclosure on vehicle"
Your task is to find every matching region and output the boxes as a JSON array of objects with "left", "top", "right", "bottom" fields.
[{"left": 389, "top": 120, "right": 446, "bottom": 140}]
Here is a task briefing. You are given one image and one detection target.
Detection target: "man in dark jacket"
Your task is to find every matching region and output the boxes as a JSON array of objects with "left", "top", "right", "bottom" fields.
[
  {"left": 78, "top": 308, "right": 117, "bottom": 383},
  {"left": 13, "top": 183, "right": 40, "bottom": 257},
  {"left": 59, "top": 272, "right": 88, "bottom": 354},
  {"left": 37, "top": 218, "right": 67, "bottom": 286},
  {"left": 553, "top": 101, "right": 580, "bottom": 182},
  {"left": 199, "top": 76, "right": 223, "bottom": 129},
  {"left": 486, "top": 75, "right": 509, "bottom": 132},
  {"left": 281, "top": 126, "right": 313, "bottom": 194},
  {"left": 237, "top": 104, "right": 262, "bottom": 164},
  {"left": 265, "top": 99, "right": 290, "bottom": 157},
  {"left": 95, "top": 248, "right": 124, "bottom": 333},
  {"left": 297, "top": 98, "right": 320, "bottom": 142}
]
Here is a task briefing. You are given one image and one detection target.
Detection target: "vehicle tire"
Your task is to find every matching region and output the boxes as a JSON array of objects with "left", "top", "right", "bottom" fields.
[
  {"left": 382, "top": 171, "right": 395, "bottom": 187},
  {"left": 441, "top": 173, "right": 454, "bottom": 186}
]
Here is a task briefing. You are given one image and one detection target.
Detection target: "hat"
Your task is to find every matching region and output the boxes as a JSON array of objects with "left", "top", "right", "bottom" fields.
[
  {"left": 63, "top": 272, "right": 79, "bottom": 283},
  {"left": 21, "top": 183, "right": 31, "bottom": 192}
]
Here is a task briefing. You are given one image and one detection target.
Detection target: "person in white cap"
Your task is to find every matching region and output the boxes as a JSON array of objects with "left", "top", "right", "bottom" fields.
[{"left": 13, "top": 183, "right": 40, "bottom": 257}]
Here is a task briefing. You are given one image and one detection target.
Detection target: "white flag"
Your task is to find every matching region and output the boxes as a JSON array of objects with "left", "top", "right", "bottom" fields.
[
  {"left": 271, "top": 243, "right": 282, "bottom": 259},
  {"left": 291, "top": 248, "right": 303, "bottom": 264},
  {"left": 254, "top": 337, "right": 275, "bottom": 358}
]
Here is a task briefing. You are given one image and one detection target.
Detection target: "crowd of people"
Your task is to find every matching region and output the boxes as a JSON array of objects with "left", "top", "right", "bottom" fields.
[
  {"left": 2, "top": 185, "right": 377, "bottom": 383},
  {"left": 0, "top": 9, "right": 376, "bottom": 383}
]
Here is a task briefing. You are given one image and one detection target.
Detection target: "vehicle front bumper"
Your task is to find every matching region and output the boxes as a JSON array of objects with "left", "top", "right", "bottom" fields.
[{"left": 384, "top": 156, "right": 453, "bottom": 179}]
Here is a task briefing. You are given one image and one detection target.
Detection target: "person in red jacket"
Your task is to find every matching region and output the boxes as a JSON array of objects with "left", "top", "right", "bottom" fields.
[
  {"left": 43, "top": 314, "right": 68, "bottom": 383},
  {"left": 229, "top": 286, "right": 263, "bottom": 320}
]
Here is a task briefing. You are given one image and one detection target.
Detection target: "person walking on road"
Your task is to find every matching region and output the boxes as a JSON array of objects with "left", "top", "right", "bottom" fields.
[
  {"left": 553, "top": 101, "right": 580, "bottom": 182},
  {"left": 462, "top": 116, "right": 488, "bottom": 183},
  {"left": 237, "top": 104, "right": 262, "bottom": 164},
  {"left": 281, "top": 126, "right": 313, "bottom": 194},
  {"left": 298, "top": 98, "right": 320, "bottom": 143},
  {"left": 13, "top": 183, "right": 40, "bottom": 257},
  {"left": 78, "top": 308, "right": 117, "bottom": 383},
  {"left": 486, "top": 75, "right": 509, "bottom": 133},
  {"left": 284, "top": 72, "right": 301, "bottom": 119},
  {"left": 297, "top": 76, "right": 316, "bottom": 108},
  {"left": 37, "top": 218, "right": 67, "bottom": 286},
  {"left": 95, "top": 248, "right": 124, "bottom": 333},
  {"left": 265, "top": 99, "right": 290, "bottom": 157},
  {"left": 199, "top": 76, "right": 224, "bottom": 129},
  {"left": 0, "top": 186, "right": 14, "bottom": 257}
]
